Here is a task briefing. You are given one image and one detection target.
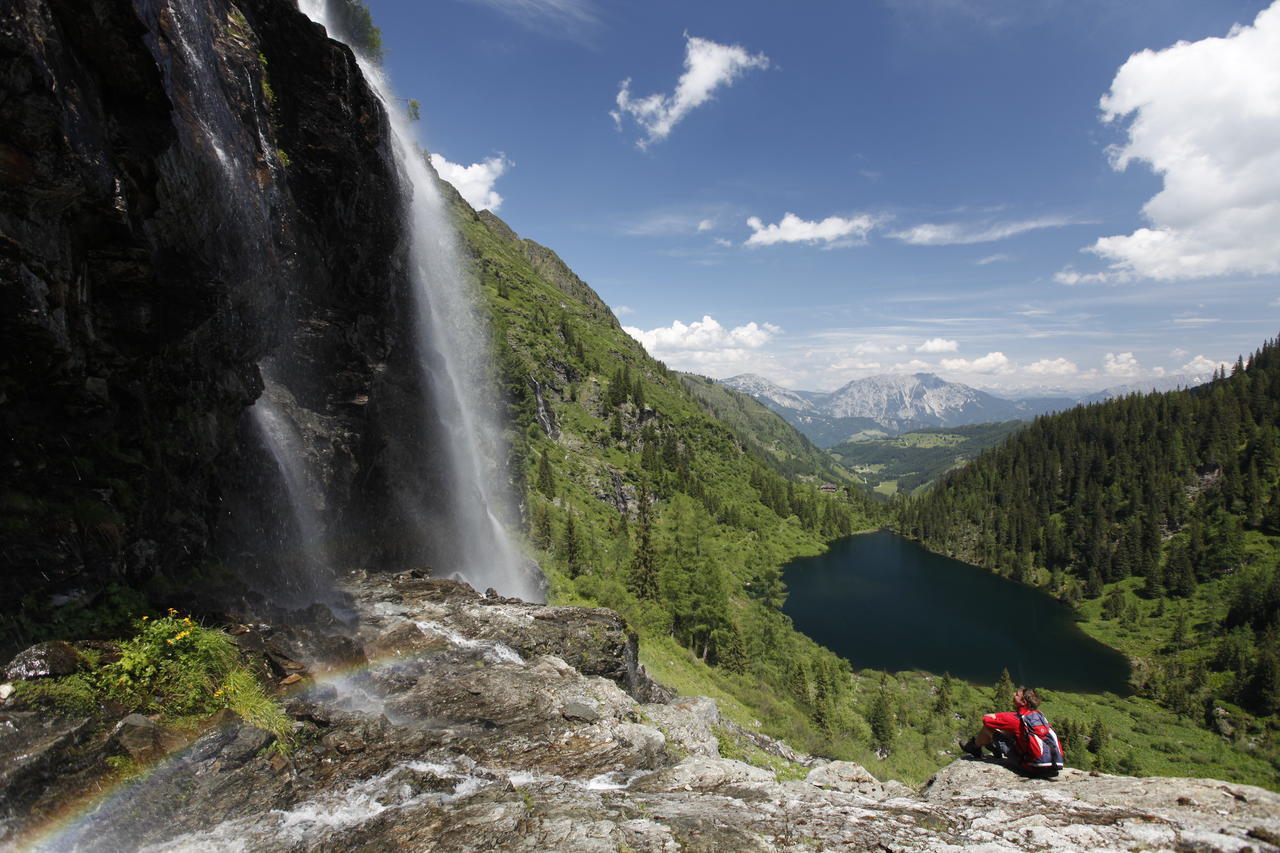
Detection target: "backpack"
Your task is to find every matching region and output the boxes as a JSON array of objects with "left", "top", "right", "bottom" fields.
[{"left": 1014, "top": 710, "right": 1065, "bottom": 775}]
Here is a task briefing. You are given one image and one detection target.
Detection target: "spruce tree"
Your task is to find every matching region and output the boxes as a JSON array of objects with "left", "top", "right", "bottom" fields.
[
  {"left": 993, "top": 668, "right": 1015, "bottom": 710},
  {"left": 536, "top": 452, "right": 555, "bottom": 498},
  {"left": 869, "top": 677, "right": 895, "bottom": 748},
  {"left": 627, "top": 481, "right": 658, "bottom": 600},
  {"left": 933, "top": 672, "right": 954, "bottom": 717},
  {"left": 561, "top": 510, "right": 582, "bottom": 578}
]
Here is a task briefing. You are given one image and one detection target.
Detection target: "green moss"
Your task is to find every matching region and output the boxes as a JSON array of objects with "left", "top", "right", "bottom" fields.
[
  {"left": 13, "top": 673, "right": 99, "bottom": 717},
  {"left": 257, "top": 52, "right": 274, "bottom": 106},
  {"left": 14, "top": 613, "right": 294, "bottom": 752}
]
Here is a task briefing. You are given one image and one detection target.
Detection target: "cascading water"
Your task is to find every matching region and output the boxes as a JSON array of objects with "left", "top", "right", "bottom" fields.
[
  {"left": 247, "top": 372, "right": 338, "bottom": 606},
  {"left": 298, "top": 0, "right": 540, "bottom": 602}
]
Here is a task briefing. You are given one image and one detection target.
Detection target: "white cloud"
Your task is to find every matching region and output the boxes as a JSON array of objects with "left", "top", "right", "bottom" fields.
[
  {"left": 745, "top": 212, "right": 878, "bottom": 247},
  {"left": 1053, "top": 267, "right": 1132, "bottom": 286},
  {"left": 1084, "top": 4, "right": 1280, "bottom": 280},
  {"left": 1025, "top": 357, "right": 1078, "bottom": 376},
  {"left": 464, "top": 0, "right": 600, "bottom": 39},
  {"left": 697, "top": 218, "right": 715, "bottom": 232},
  {"left": 831, "top": 358, "right": 882, "bottom": 371},
  {"left": 976, "top": 253, "right": 1010, "bottom": 265},
  {"left": 916, "top": 337, "right": 959, "bottom": 353},
  {"left": 612, "top": 35, "right": 769, "bottom": 149},
  {"left": 430, "top": 153, "right": 510, "bottom": 211},
  {"left": 623, "top": 315, "right": 780, "bottom": 353},
  {"left": 891, "top": 216, "right": 1079, "bottom": 246},
  {"left": 623, "top": 315, "right": 781, "bottom": 376},
  {"left": 897, "top": 359, "right": 933, "bottom": 372},
  {"left": 1104, "top": 352, "right": 1141, "bottom": 377},
  {"left": 1182, "top": 354, "right": 1227, "bottom": 374},
  {"left": 613, "top": 305, "right": 635, "bottom": 316},
  {"left": 940, "top": 351, "right": 1010, "bottom": 373},
  {"left": 713, "top": 237, "right": 733, "bottom": 248}
]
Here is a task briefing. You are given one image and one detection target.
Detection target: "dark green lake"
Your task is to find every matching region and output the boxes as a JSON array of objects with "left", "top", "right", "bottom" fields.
[{"left": 782, "top": 530, "right": 1131, "bottom": 693}]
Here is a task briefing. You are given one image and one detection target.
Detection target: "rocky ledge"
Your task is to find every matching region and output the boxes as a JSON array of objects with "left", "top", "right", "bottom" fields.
[{"left": 3, "top": 575, "right": 1279, "bottom": 852}]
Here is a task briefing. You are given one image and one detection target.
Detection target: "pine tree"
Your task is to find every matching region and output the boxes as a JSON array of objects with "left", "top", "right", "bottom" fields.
[
  {"left": 627, "top": 481, "right": 658, "bottom": 600},
  {"left": 789, "top": 659, "right": 812, "bottom": 706},
  {"left": 536, "top": 452, "right": 555, "bottom": 498},
  {"left": 869, "top": 677, "right": 895, "bottom": 748},
  {"left": 530, "top": 501, "right": 553, "bottom": 550},
  {"left": 933, "top": 672, "right": 954, "bottom": 717},
  {"left": 1087, "top": 718, "right": 1109, "bottom": 755},
  {"left": 561, "top": 510, "right": 582, "bottom": 578},
  {"left": 993, "top": 668, "right": 1015, "bottom": 710}
]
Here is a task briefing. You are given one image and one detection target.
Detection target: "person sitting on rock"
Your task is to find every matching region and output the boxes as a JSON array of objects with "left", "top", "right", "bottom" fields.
[{"left": 961, "top": 686, "right": 1040, "bottom": 760}]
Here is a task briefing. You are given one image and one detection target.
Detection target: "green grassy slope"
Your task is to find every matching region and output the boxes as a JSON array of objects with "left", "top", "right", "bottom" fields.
[{"left": 676, "top": 372, "right": 855, "bottom": 484}]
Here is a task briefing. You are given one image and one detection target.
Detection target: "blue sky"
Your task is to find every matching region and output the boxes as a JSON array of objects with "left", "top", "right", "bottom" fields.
[{"left": 365, "top": 0, "right": 1280, "bottom": 393}]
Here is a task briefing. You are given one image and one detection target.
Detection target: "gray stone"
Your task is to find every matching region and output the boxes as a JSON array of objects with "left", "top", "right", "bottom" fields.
[
  {"left": 561, "top": 698, "right": 600, "bottom": 723},
  {"left": 5, "top": 642, "right": 82, "bottom": 681},
  {"left": 114, "top": 714, "right": 162, "bottom": 762}
]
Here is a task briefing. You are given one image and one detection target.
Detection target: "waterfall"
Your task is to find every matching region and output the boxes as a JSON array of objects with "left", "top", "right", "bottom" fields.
[
  {"left": 247, "top": 373, "right": 338, "bottom": 607},
  {"left": 297, "top": 0, "right": 540, "bottom": 602}
]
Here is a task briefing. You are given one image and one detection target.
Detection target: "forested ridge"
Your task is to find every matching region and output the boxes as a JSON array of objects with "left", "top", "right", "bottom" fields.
[{"left": 899, "top": 335, "right": 1280, "bottom": 768}]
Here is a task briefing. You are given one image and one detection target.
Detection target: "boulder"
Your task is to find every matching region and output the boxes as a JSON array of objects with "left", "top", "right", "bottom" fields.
[{"left": 5, "top": 642, "right": 82, "bottom": 680}]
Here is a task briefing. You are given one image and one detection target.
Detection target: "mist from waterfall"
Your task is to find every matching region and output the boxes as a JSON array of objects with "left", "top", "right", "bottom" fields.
[
  {"left": 298, "top": 0, "right": 540, "bottom": 602},
  {"left": 248, "top": 374, "right": 339, "bottom": 607}
]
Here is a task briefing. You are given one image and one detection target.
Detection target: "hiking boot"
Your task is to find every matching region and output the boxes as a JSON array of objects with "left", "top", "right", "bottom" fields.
[{"left": 960, "top": 738, "right": 983, "bottom": 759}]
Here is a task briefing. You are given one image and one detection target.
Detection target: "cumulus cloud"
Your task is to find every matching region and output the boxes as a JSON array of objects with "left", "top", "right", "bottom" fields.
[
  {"left": 612, "top": 35, "right": 769, "bottom": 149},
  {"left": 622, "top": 315, "right": 781, "bottom": 376},
  {"left": 1183, "top": 354, "right": 1228, "bottom": 374},
  {"left": 1084, "top": 3, "right": 1280, "bottom": 280},
  {"left": 624, "top": 315, "right": 779, "bottom": 353},
  {"left": 916, "top": 337, "right": 959, "bottom": 353},
  {"left": 940, "top": 352, "right": 1010, "bottom": 373},
  {"left": 613, "top": 305, "right": 635, "bottom": 316},
  {"left": 430, "top": 153, "right": 510, "bottom": 211},
  {"left": 1104, "top": 352, "right": 1141, "bottom": 377},
  {"left": 891, "top": 216, "right": 1080, "bottom": 246},
  {"left": 1025, "top": 357, "right": 1078, "bottom": 376},
  {"left": 697, "top": 218, "right": 715, "bottom": 232},
  {"left": 744, "top": 212, "right": 878, "bottom": 247}
]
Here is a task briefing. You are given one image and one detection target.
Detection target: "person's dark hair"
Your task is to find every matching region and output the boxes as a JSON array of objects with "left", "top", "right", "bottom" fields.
[{"left": 1019, "top": 687, "right": 1041, "bottom": 709}]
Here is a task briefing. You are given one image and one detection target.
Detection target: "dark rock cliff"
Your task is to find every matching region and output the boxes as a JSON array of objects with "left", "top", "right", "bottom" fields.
[{"left": 0, "top": 0, "right": 441, "bottom": 624}]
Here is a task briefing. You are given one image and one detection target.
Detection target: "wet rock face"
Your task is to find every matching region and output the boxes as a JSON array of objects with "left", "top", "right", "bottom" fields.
[
  {"left": 7, "top": 575, "right": 1280, "bottom": 852},
  {"left": 0, "top": 0, "right": 413, "bottom": 612},
  {"left": 4, "top": 641, "right": 82, "bottom": 680}
]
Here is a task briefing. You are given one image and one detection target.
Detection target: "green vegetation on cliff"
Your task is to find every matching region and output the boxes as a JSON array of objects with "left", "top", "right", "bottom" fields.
[{"left": 899, "top": 337, "right": 1280, "bottom": 783}]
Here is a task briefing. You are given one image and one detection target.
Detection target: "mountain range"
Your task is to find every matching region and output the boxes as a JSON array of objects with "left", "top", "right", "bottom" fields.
[{"left": 721, "top": 372, "right": 1204, "bottom": 447}]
